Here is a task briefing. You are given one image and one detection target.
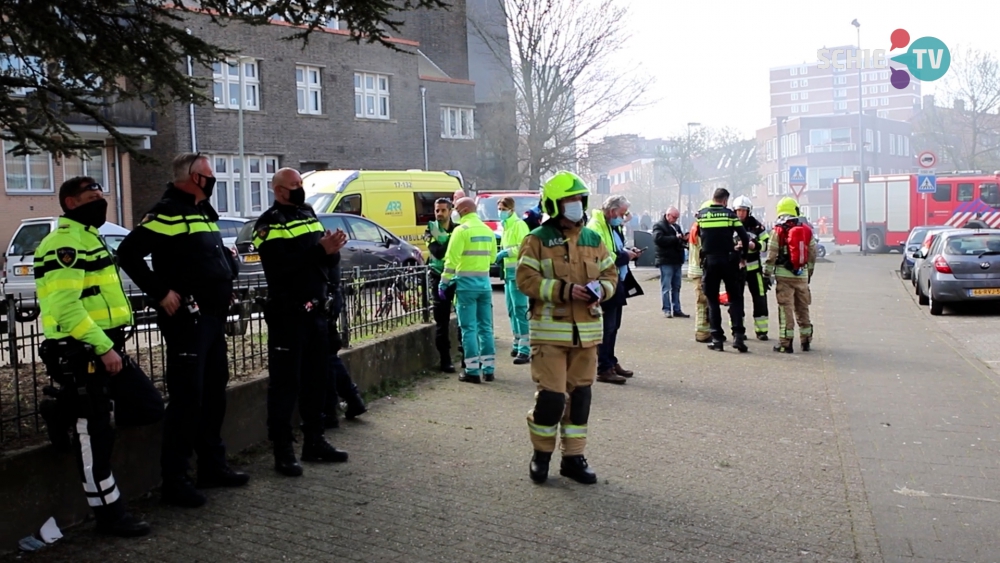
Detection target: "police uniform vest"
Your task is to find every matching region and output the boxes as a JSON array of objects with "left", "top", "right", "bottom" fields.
[
  {"left": 34, "top": 217, "right": 133, "bottom": 355},
  {"left": 695, "top": 205, "right": 745, "bottom": 257},
  {"left": 117, "top": 185, "right": 237, "bottom": 313},
  {"left": 253, "top": 203, "right": 336, "bottom": 305}
]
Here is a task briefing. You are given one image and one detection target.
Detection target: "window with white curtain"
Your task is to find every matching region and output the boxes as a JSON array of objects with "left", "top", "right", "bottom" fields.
[
  {"left": 213, "top": 58, "right": 260, "bottom": 110},
  {"left": 354, "top": 72, "right": 390, "bottom": 119},
  {"left": 63, "top": 146, "right": 107, "bottom": 191},
  {"left": 296, "top": 65, "right": 322, "bottom": 115},
  {"left": 3, "top": 141, "right": 53, "bottom": 193},
  {"left": 440, "top": 107, "right": 474, "bottom": 139}
]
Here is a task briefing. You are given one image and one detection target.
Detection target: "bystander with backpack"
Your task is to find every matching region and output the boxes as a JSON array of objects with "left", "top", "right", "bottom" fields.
[{"left": 764, "top": 197, "right": 816, "bottom": 354}]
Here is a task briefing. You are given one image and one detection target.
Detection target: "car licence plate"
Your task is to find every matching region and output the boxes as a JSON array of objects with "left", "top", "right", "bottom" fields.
[
  {"left": 14, "top": 265, "right": 32, "bottom": 276},
  {"left": 970, "top": 288, "right": 1000, "bottom": 296},
  {"left": 242, "top": 253, "right": 260, "bottom": 264}
]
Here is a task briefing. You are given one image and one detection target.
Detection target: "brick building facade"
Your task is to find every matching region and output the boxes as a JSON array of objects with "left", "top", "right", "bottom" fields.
[{"left": 131, "top": 5, "right": 489, "bottom": 222}]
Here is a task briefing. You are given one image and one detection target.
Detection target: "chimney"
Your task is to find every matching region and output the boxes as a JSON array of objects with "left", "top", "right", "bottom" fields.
[
  {"left": 954, "top": 99, "right": 965, "bottom": 112},
  {"left": 922, "top": 94, "right": 935, "bottom": 109}
]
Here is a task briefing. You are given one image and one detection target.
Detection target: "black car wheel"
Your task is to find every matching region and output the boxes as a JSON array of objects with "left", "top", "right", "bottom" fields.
[{"left": 928, "top": 293, "right": 943, "bottom": 315}]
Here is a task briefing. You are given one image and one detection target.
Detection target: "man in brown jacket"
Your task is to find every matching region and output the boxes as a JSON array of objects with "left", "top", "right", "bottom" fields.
[{"left": 516, "top": 171, "right": 618, "bottom": 485}]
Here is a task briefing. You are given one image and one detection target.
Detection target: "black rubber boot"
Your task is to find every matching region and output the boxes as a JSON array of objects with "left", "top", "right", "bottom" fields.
[
  {"left": 510, "top": 349, "right": 518, "bottom": 358},
  {"left": 161, "top": 476, "right": 207, "bottom": 507},
  {"left": 706, "top": 341, "right": 724, "bottom": 352},
  {"left": 559, "top": 455, "right": 598, "bottom": 485},
  {"left": 440, "top": 359, "right": 456, "bottom": 374},
  {"left": 773, "top": 343, "right": 794, "bottom": 354},
  {"left": 274, "top": 442, "right": 303, "bottom": 477},
  {"left": 459, "top": 372, "right": 481, "bottom": 384},
  {"left": 801, "top": 341, "right": 811, "bottom": 352},
  {"left": 529, "top": 451, "right": 552, "bottom": 484},
  {"left": 756, "top": 333, "right": 769, "bottom": 341},
  {"left": 513, "top": 353, "right": 530, "bottom": 365},
  {"left": 96, "top": 513, "right": 151, "bottom": 538},
  {"left": 733, "top": 334, "right": 749, "bottom": 353},
  {"left": 483, "top": 372, "right": 495, "bottom": 382},
  {"left": 301, "top": 437, "right": 349, "bottom": 463}
]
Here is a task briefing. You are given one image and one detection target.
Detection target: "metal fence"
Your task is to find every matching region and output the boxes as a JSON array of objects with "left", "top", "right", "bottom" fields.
[{"left": 0, "top": 264, "right": 432, "bottom": 450}]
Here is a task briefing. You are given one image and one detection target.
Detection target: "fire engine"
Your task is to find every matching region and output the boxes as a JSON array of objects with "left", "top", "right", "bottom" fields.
[{"left": 832, "top": 171, "right": 1000, "bottom": 253}]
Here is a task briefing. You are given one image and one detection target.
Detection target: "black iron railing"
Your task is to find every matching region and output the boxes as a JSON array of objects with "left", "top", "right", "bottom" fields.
[{"left": 0, "top": 264, "right": 432, "bottom": 449}]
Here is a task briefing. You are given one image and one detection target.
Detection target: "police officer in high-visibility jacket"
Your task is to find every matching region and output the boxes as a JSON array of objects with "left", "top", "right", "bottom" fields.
[
  {"left": 438, "top": 197, "right": 497, "bottom": 383},
  {"left": 254, "top": 168, "right": 350, "bottom": 475},
  {"left": 35, "top": 177, "right": 164, "bottom": 537},
  {"left": 732, "top": 196, "right": 771, "bottom": 340},
  {"left": 516, "top": 171, "right": 618, "bottom": 485},
  {"left": 687, "top": 200, "right": 713, "bottom": 343},
  {"left": 424, "top": 198, "right": 460, "bottom": 372},
  {"left": 118, "top": 153, "right": 247, "bottom": 508},
  {"left": 696, "top": 188, "right": 754, "bottom": 353},
  {"left": 764, "top": 197, "right": 817, "bottom": 353},
  {"left": 495, "top": 196, "right": 531, "bottom": 364}
]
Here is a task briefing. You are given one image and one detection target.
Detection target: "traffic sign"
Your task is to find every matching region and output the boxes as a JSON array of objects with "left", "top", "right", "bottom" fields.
[
  {"left": 918, "top": 151, "right": 937, "bottom": 169},
  {"left": 789, "top": 166, "right": 807, "bottom": 185},
  {"left": 917, "top": 174, "right": 937, "bottom": 194}
]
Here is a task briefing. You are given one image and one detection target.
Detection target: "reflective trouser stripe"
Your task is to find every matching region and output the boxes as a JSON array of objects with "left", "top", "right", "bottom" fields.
[
  {"left": 77, "top": 419, "right": 120, "bottom": 507},
  {"left": 754, "top": 317, "right": 768, "bottom": 332},
  {"left": 560, "top": 424, "right": 587, "bottom": 439},
  {"left": 528, "top": 420, "right": 558, "bottom": 438}
]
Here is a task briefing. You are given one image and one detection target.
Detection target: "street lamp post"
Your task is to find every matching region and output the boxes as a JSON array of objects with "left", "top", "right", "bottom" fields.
[
  {"left": 683, "top": 122, "right": 701, "bottom": 210},
  {"left": 853, "top": 18, "right": 868, "bottom": 256}
]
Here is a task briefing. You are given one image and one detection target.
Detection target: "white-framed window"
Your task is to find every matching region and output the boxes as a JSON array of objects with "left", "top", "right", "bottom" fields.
[
  {"left": 862, "top": 99, "right": 869, "bottom": 108},
  {"left": 296, "top": 65, "right": 322, "bottom": 115},
  {"left": 1, "top": 52, "right": 43, "bottom": 96},
  {"left": 834, "top": 88, "right": 847, "bottom": 98},
  {"left": 791, "top": 92, "right": 799, "bottom": 101},
  {"left": 800, "top": 66, "right": 807, "bottom": 75},
  {"left": 791, "top": 105, "right": 799, "bottom": 113},
  {"left": 800, "top": 78, "right": 808, "bottom": 87},
  {"left": 3, "top": 141, "right": 53, "bottom": 193},
  {"left": 790, "top": 67, "right": 798, "bottom": 76},
  {"left": 903, "top": 136, "right": 909, "bottom": 157},
  {"left": 209, "top": 154, "right": 279, "bottom": 215},
  {"left": 880, "top": 84, "right": 889, "bottom": 93},
  {"left": 877, "top": 110, "right": 888, "bottom": 118},
  {"left": 440, "top": 106, "right": 474, "bottom": 140},
  {"left": 881, "top": 70, "right": 889, "bottom": 79},
  {"left": 63, "top": 146, "right": 107, "bottom": 191},
  {"left": 800, "top": 91, "right": 808, "bottom": 100},
  {"left": 789, "top": 132, "right": 799, "bottom": 156},
  {"left": 800, "top": 104, "right": 809, "bottom": 112},
  {"left": 881, "top": 97, "right": 889, "bottom": 106},
  {"left": 835, "top": 76, "right": 847, "bottom": 85},
  {"left": 877, "top": 131, "right": 882, "bottom": 152},
  {"left": 354, "top": 72, "right": 390, "bottom": 120},
  {"left": 213, "top": 58, "right": 260, "bottom": 110},
  {"left": 835, "top": 101, "right": 848, "bottom": 110}
]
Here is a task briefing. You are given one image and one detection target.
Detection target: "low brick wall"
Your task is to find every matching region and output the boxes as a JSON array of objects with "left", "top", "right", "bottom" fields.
[{"left": 0, "top": 318, "right": 454, "bottom": 549}]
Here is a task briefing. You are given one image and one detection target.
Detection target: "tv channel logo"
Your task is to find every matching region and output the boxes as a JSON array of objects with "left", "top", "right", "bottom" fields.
[{"left": 816, "top": 29, "right": 950, "bottom": 90}]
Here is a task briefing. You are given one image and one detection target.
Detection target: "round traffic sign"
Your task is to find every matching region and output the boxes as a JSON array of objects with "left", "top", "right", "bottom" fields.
[{"left": 918, "top": 150, "right": 937, "bottom": 169}]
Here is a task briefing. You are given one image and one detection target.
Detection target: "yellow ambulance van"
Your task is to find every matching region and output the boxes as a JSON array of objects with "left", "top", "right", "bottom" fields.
[{"left": 303, "top": 169, "right": 463, "bottom": 253}]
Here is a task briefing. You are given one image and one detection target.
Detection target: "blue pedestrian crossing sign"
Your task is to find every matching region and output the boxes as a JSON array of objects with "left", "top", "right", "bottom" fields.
[
  {"left": 789, "top": 166, "right": 807, "bottom": 186},
  {"left": 917, "top": 174, "right": 936, "bottom": 194}
]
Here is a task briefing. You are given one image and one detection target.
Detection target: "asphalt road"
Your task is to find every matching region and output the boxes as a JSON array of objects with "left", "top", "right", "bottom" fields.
[{"left": 6, "top": 252, "right": 1000, "bottom": 563}]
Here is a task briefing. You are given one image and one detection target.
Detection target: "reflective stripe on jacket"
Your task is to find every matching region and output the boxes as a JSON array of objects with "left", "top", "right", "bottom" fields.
[
  {"left": 515, "top": 221, "right": 618, "bottom": 347},
  {"left": 34, "top": 217, "right": 132, "bottom": 355},
  {"left": 442, "top": 213, "right": 497, "bottom": 291},
  {"left": 500, "top": 214, "right": 529, "bottom": 274}
]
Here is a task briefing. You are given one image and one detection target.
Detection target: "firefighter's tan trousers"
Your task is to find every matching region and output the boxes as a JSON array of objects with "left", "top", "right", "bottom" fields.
[
  {"left": 691, "top": 275, "right": 711, "bottom": 342},
  {"left": 526, "top": 344, "right": 597, "bottom": 456},
  {"left": 775, "top": 276, "right": 813, "bottom": 347}
]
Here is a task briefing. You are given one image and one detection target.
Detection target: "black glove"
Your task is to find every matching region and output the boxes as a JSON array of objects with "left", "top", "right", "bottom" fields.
[{"left": 763, "top": 274, "right": 773, "bottom": 292}]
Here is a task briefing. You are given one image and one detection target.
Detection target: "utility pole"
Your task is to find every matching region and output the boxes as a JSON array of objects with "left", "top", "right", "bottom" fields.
[{"left": 853, "top": 19, "right": 867, "bottom": 256}]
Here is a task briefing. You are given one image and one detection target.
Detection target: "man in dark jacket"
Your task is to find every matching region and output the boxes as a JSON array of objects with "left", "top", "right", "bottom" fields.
[{"left": 652, "top": 206, "right": 689, "bottom": 318}]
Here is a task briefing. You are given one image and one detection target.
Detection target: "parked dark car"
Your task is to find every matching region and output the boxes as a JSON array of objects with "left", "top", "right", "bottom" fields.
[
  {"left": 915, "top": 230, "right": 1000, "bottom": 315},
  {"left": 899, "top": 225, "right": 951, "bottom": 280},
  {"left": 234, "top": 212, "right": 425, "bottom": 284}
]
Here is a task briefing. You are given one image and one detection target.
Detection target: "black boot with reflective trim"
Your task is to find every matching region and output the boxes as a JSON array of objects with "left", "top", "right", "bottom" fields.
[
  {"left": 756, "top": 333, "right": 769, "bottom": 341},
  {"left": 529, "top": 451, "right": 552, "bottom": 484},
  {"left": 773, "top": 342, "right": 794, "bottom": 354},
  {"left": 559, "top": 455, "right": 598, "bottom": 485}
]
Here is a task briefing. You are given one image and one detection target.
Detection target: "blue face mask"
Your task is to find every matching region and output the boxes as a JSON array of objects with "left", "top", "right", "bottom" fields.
[
  {"left": 499, "top": 210, "right": 512, "bottom": 221},
  {"left": 609, "top": 217, "right": 624, "bottom": 227}
]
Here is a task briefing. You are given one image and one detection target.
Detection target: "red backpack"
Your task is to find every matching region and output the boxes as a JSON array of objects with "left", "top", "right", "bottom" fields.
[{"left": 775, "top": 220, "right": 813, "bottom": 271}]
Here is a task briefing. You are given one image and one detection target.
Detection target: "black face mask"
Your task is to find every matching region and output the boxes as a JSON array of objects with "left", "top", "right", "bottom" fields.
[
  {"left": 288, "top": 187, "right": 306, "bottom": 206},
  {"left": 66, "top": 198, "right": 108, "bottom": 229},
  {"left": 197, "top": 174, "right": 217, "bottom": 199}
]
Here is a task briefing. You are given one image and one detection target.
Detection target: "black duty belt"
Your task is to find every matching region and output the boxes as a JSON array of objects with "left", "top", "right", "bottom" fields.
[{"left": 80, "top": 286, "right": 101, "bottom": 298}]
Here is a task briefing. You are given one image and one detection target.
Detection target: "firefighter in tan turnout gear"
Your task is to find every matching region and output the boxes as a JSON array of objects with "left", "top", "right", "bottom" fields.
[
  {"left": 516, "top": 171, "right": 618, "bottom": 485},
  {"left": 764, "top": 197, "right": 816, "bottom": 353}
]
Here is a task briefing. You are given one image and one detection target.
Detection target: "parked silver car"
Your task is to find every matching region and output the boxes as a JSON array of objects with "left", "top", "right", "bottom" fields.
[{"left": 914, "top": 230, "right": 1000, "bottom": 315}]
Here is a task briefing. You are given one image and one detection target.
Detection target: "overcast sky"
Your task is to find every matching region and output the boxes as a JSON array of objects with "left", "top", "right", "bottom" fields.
[{"left": 599, "top": 0, "right": 1000, "bottom": 141}]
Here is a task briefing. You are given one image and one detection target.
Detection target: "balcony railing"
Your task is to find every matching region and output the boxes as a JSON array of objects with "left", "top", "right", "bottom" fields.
[
  {"left": 806, "top": 143, "right": 856, "bottom": 153},
  {"left": 25, "top": 95, "right": 157, "bottom": 131}
]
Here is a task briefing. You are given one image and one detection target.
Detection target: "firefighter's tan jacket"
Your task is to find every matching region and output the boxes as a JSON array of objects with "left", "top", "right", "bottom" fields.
[{"left": 515, "top": 220, "right": 618, "bottom": 348}]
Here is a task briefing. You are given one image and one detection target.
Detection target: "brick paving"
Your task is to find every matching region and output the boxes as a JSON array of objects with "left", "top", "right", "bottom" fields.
[{"left": 6, "top": 254, "right": 1000, "bottom": 562}]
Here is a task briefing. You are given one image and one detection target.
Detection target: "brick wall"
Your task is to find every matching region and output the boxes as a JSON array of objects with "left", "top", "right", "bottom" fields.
[
  {"left": 399, "top": 0, "right": 470, "bottom": 80},
  {"left": 131, "top": 13, "right": 485, "bottom": 222}
]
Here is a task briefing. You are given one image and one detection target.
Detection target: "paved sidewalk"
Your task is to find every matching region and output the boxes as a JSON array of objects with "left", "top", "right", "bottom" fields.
[{"left": 6, "top": 255, "right": 999, "bottom": 562}]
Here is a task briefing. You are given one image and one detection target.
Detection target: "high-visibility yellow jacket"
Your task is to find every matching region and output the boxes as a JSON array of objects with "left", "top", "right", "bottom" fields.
[
  {"left": 442, "top": 213, "right": 497, "bottom": 291},
  {"left": 499, "top": 214, "right": 529, "bottom": 274},
  {"left": 516, "top": 221, "right": 618, "bottom": 348},
  {"left": 34, "top": 217, "right": 133, "bottom": 355}
]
